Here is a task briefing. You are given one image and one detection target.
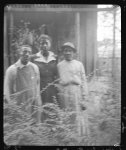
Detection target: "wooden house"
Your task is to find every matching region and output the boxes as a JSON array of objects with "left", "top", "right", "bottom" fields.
[{"left": 4, "top": 4, "right": 98, "bottom": 77}]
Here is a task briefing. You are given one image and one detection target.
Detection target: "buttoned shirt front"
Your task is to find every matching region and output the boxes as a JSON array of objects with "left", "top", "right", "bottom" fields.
[{"left": 4, "top": 59, "right": 40, "bottom": 102}]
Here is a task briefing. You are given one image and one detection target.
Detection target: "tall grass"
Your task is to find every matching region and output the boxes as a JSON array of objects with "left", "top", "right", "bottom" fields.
[{"left": 4, "top": 74, "right": 121, "bottom": 146}]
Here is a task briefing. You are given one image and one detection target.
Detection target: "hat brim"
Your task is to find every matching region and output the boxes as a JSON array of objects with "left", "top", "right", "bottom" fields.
[{"left": 61, "top": 45, "right": 76, "bottom": 52}]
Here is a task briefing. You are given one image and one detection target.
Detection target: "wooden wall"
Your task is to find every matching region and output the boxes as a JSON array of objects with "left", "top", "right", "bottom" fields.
[
  {"left": 79, "top": 6, "right": 97, "bottom": 76},
  {"left": 4, "top": 5, "right": 97, "bottom": 77}
]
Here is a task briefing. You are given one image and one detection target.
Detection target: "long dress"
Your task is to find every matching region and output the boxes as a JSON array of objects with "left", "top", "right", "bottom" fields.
[
  {"left": 31, "top": 51, "right": 59, "bottom": 122},
  {"left": 4, "top": 59, "right": 41, "bottom": 123},
  {"left": 57, "top": 59, "right": 89, "bottom": 135}
]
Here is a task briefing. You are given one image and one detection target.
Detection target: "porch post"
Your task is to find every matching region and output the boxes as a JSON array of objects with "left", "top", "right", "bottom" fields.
[
  {"left": 75, "top": 12, "right": 80, "bottom": 60},
  {"left": 112, "top": 8, "right": 116, "bottom": 79},
  {"left": 4, "top": 11, "right": 8, "bottom": 75},
  {"left": 9, "top": 12, "right": 14, "bottom": 65}
]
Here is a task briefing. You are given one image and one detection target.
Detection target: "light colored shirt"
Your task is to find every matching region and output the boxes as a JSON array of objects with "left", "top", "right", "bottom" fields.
[
  {"left": 4, "top": 59, "right": 40, "bottom": 102},
  {"left": 34, "top": 51, "right": 56, "bottom": 63},
  {"left": 57, "top": 59, "right": 88, "bottom": 96}
]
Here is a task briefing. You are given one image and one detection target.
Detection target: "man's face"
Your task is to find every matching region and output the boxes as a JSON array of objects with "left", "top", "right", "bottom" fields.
[
  {"left": 39, "top": 39, "right": 51, "bottom": 52},
  {"left": 20, "top": 46, "right": 31, "bottom": 65},
  {"left": 63, "top": 47, "right": 74, "bottom": 61}
]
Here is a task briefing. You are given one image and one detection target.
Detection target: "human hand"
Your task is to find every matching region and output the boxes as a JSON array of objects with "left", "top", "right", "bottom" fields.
[
  {"left": 79, "top": 101, "right": 87, "bottom": 111},
  {"left": 70, "top": 80, "right": 80, "bottom": 85},
  {"left": 60, "top": 80, "right": 70, "bottom": 86},
  {"left": 82, "top": 94, "right": 89, "bottom": 102}
]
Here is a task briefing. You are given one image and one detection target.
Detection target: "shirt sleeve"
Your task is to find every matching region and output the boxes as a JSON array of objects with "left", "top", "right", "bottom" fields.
[
  {"left": 57, "top": 63, "right": 63, "bottom": 85},
  {"left": 54, "top": 65, "right": 60, "bottom": 83},
  {"left": 80, "top": 63, "right": 88, "bottom": 97},
  {"left": 33, "top": 64, "right": 41, "bottom": 103},
  {"left": 4, "top": 67, "right": 14, "bottom": 102}
]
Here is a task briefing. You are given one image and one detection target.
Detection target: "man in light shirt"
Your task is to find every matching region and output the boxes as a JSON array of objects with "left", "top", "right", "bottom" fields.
[{"left": 4, "top": 44, "right": 41, "bottom": 123}]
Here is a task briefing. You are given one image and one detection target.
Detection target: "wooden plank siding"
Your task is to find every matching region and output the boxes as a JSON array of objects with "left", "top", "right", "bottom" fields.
[{"left": 4, "top": 5, "right": 97, "bottom": 77}]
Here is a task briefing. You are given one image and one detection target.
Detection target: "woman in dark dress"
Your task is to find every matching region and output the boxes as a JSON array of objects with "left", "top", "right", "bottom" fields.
[{"left": 31, "top": 34, "right": 59, "bottom": 122}]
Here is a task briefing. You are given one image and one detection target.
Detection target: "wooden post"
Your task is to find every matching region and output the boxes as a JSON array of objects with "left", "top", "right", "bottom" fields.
[
  {"left": 85, "top": 11, "right": 97, "bottom": 77},
  {"left": 93, "top": 12, "right": 97, "bottom": 78},
  {"left": 112, "top": 9, "right": 116, "bottom": 79},
  {"left": 4, "top": 11, "right": 8, "bottom": 75},
  {"left": 9, "top": 12, "right": 14, "bottom": 65},
  {"left": 75, "top": 12, "right": 80, "bottom": 60}
]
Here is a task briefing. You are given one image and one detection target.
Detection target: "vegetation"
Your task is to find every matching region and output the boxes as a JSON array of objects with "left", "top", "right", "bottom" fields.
[{"left": 4, "top": 74, "right": 121, "bottom": 146}]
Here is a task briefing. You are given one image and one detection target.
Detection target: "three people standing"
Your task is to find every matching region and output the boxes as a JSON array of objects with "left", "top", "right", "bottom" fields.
[{"left": 4, "top": 26, "right": 89, "bottom": 135}]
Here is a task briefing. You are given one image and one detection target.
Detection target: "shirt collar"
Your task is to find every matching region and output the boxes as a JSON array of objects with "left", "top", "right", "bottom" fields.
[
  {"left": 35, "top": 51, "right": 56, "bottom": 63},
  {"left": 15, "top": 59, "right": 31, "bottom": 69}
]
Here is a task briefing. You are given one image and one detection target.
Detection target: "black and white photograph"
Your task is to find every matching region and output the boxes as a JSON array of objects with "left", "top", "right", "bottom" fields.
[{"left": 3, "top": 4, "right": 121, "bottom": 146}]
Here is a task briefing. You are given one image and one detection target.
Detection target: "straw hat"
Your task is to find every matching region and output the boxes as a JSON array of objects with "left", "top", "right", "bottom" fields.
[{"left": 62, "top": 42, "right": 76, "bottom": 52}]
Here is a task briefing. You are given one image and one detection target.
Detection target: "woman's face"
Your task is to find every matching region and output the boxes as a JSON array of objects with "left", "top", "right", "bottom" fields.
[
  {"left": 39, "top": 39, "right": 51, "bottom": 53},
  {"left": 63, "top": 47, "right": 74, "bottom": 61}
]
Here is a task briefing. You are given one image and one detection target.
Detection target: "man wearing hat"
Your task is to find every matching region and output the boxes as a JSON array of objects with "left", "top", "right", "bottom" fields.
[
  {"left": 57, "top": 42, "right": 89, "bottom": 135},
  {"left": 4, "top": 44, "right": 41, "bottom": 123},
  {"left": 31, "top": 33, "right": 59, "bottom": 122}
]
